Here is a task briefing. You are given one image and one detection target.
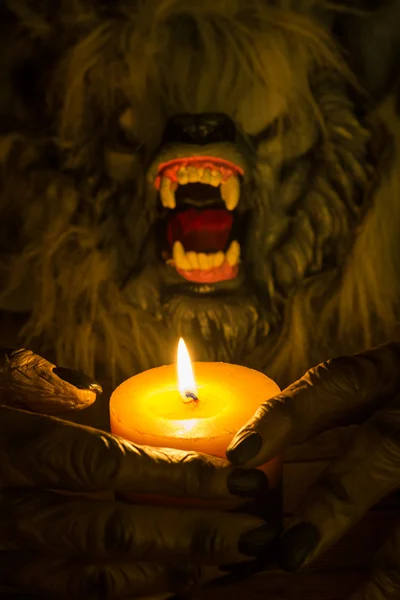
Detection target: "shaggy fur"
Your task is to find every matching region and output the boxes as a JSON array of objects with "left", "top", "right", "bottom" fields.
[{"left": 0, "top": 0, "right": 399, "bottom": 388}]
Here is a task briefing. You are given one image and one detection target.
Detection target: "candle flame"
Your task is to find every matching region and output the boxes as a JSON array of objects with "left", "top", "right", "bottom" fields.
[{"left": 177, "top": 338, "right": 198, "bottom": 400}]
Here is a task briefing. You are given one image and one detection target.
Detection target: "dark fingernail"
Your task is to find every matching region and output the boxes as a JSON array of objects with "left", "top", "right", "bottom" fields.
[
  {"left": 278, "top": 522, "right": 320, "bottom": 571},
  {"left": 227, "top": 468, "right": 269, "bottom": 498},
  {"left": 238, "top": 524, "right": 278, "bottom": 557},
  {"left": 53, "top": 367, "right": 102, "bottom": 393},
  {"left": 227, "top": 432, "right": 263, "bottom": 465}
]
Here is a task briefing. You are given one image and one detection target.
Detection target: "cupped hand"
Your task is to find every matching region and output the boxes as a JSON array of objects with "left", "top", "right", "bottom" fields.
[
  {"left": 0, "top": 348, "right": 276, "bottom": 599},
  {"left": 227, "top": 342, "right": 400, "bottom": 599}
]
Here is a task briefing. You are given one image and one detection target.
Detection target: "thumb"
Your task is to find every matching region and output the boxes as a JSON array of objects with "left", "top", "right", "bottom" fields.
[
  {"left": 0, "top": 348, "right": 102, "bottom": 414},
  {"left": 227, "top": 342, "right": 400, "bottom": 467}
]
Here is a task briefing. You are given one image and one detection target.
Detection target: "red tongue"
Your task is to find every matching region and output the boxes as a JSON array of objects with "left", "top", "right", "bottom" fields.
[{"left": 167, "top": 209, "right": 233, "bottom": 252}]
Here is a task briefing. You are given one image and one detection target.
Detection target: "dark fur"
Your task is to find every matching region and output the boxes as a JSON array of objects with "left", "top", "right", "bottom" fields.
[{"left": 0, "top": 0, "right": 399, "bottom": 388}]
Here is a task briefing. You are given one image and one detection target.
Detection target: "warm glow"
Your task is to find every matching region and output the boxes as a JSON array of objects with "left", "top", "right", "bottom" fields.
[
  {"left": 177, "top": 338, "right": 198, "bottom": 400},
  {"left": 173, "top": 418, "right": 198, "bottom": 435}
]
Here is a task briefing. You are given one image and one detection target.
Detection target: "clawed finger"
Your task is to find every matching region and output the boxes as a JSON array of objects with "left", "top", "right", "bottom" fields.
[
  {"left": 0, "top": 348, "right": 101, "bottom": 413},
  {"left": 0, "top": 407, "right": 269, "bottom": 502},
  {"left": 227, "top": 342, "right": 400, "bottom": 467},
  {"left": 277, "top": 399, "right": 400, "bottom": 570},
  {"left": 0, "top": 489, "right": 278, "bottom": 565}
]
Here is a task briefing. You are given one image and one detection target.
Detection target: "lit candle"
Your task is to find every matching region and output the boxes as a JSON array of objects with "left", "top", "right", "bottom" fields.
[{"left": 110, "top": 339, "right": 282, "bottom": 508}]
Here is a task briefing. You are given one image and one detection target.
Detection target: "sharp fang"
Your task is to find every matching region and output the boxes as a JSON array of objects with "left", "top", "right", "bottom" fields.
[
  {"left": 226, "top": 240, "right": 240, "bottom": 266},
  {"left": 221, "top": 174, "right": 240, "bottom": 211},
  {"left": 172, "top": 241, "right": 192, "bottom": 270},
  {"left": 160, "top": 164, "right": 240, "bottom": 210},
  {"left": 160, "top": 176, "right": 176, "bottom": 208}
]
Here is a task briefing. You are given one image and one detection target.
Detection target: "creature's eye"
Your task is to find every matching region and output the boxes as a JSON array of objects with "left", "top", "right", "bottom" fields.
[{"left": 249, "top": 115, "right": 290, "bottom": 148}]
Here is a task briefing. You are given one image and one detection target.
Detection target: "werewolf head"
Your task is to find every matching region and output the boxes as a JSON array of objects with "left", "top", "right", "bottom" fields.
[{"left": 2, "top": 0, "right": 397, "bottom": 386}]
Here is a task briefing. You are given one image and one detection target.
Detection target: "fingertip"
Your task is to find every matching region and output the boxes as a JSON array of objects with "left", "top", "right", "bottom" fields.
[
  {"left": 52, "top": 367, "right": 102, "bottom": 394},
  {"left": 226, "top": 468, "right": 269, "bottom": 498},
  {"left": 226, "top": 431, "right": 263, "bottom": 466}
]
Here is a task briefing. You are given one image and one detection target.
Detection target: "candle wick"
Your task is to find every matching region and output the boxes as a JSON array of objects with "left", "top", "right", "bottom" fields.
[{"left": 183, "top": 390, "right": 199, "bottom": 404}]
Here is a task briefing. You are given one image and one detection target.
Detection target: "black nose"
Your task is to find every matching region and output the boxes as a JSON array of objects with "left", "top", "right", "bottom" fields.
[{"left": 162, "top": 113, "right": 237, "bottom": 145}]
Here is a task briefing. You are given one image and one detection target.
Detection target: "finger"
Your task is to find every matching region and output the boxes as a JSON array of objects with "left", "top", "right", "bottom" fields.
[
  {"left": 0, "top": 552, "right": 207, "bottom": 599},
  {"left": 0, "top": 489, "right": 278, "bottom": 565},
  {"left": 0, "top": 347, "right": 102, "bottom": 413},
  {"left": 350, "top": 524, "right": 400, "bottom": 600},
  {"left": 0, "top": 406, "right": 269, "bottom": 500},
  {"left": 276, "top": 401, "right": 400, "bottom": 571},
  {"left": 227, "top": 342, "right": 400, "bottom": 466}
]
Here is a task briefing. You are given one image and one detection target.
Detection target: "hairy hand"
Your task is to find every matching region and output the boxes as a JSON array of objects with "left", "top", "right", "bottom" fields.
[
  {"left": 0, "top": 348, "right": 275, "bottom": 599},
  {"left": 227, "top": 342, "right": 400, "bottom": 600}
]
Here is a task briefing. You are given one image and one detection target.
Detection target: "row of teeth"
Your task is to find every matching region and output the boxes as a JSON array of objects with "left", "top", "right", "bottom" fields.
[
  {"left": 171, "top": 240, "right": 240, "bottom": 271},
  {"left": 160, "top": 167, "right": 240, "bottom": 211}
]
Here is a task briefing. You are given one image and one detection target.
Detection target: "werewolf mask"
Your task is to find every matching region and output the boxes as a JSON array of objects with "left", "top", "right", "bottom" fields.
[{"left": 0, "top": 0, "right": 399, "bottom": 387}]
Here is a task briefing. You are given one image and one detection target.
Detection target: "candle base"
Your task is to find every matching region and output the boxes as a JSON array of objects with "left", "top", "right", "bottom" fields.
[{"left": 110, "top": 359, "right": 283, "bottom": 593}]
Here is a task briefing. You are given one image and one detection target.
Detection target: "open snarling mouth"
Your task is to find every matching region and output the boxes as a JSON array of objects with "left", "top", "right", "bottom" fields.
[{"left": 155, "top": 156, "right": 244, "bottom": 283}]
